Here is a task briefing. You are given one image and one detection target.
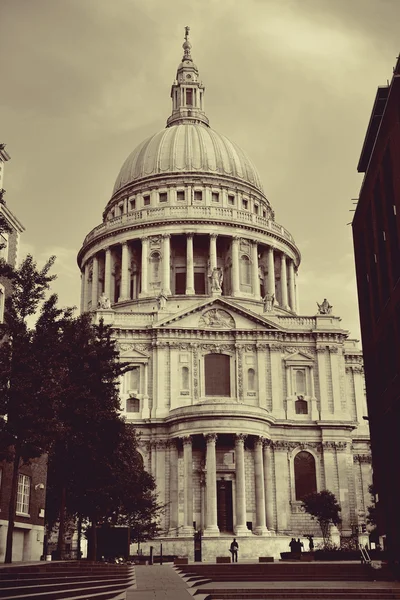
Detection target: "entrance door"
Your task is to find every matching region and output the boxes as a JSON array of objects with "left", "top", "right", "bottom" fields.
[{"left": 217, "top": 480, "right": 233, "bottom": 533}]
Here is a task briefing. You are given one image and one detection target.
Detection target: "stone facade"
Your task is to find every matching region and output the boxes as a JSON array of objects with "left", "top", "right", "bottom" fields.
[{"left": 77, "top": 31, "right": 371, "bottom": 559}]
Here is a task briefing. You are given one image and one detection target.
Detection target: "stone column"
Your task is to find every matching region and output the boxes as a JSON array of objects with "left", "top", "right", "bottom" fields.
[
  {"left": 91, "top": 255, "right": 99, "bottom": 309},
  {"left": 288, "top": 260, "right": 296, "bottom": 311},
  {"left": 295, "top": 270, "right": 300, "bottom": 312},
  {"left": 104, "top": 247, "right": 112, "bottom": 301},
  {"left": 336, "top": 443, "right": 351, "bottom": 535},
  {"left": 204, "top": 433, "right": 219, "bottom": 535},
  {"left": 231, "top": 236, "right": 240, "bottom": 296},
  {"left": 254, "top": 437, "right": 268, "bottom": 535},
  {"left": 182, "top": 436, "right": 194, "bottom": 534},
  {"left": 251, "top": 241, "right": 260, "bottom": 299},
  {"left": 209, "top": 233, "right": 217, "bottom": 271},
  {"left": 273, "top": 442, "right": 290, "bottom": 533},
  {"left": 267, "top": 246, "right": 275, "bottom": 299},
  {"left": 280, "top": 253, "right": 288, "bottom": 309},
  {"left": 317, "top": 347, "right": 329, "bottom": 419},
  {"left": 234, "top": 434, "right": 249, "bottom": 535},
  {"left": 150, "top": 441, "right": 157, "bottom": 479},
  {"left": 83, "top": 262, "right": 90, "bottom": 312},
  {"left": 140, "top": 236, "right": 149, "bottom": 297},
  {"left": 119, "top": 242, "right": 130, "bottom": 302},
  {"left": 185, "top": 233, "right": 195, "bottom": 295},
  {"left": 162, "top": 234, "right": 171, "bottom": 295},
  {"left": 263, "top": 440, "right": 275, "bottom": 532},
  {"left": 80, "top": 272, "right": 85, "bottom": 314},
  {"left": 142, "top": 363, "right": 150, "bottom": 419}
]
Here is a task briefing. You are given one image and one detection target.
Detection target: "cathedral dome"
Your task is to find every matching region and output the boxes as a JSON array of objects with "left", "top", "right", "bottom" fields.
[{"left": 112, "top": 123, "right": 264, "bottom": 196}]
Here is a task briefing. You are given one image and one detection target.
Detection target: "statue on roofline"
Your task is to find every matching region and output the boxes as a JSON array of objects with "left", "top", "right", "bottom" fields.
[
  {"left": 317, "top": 298, "right": 333, "bottom": 315},
  {"left": 98, "top": 292, "right": 111, "bottom": 310}
]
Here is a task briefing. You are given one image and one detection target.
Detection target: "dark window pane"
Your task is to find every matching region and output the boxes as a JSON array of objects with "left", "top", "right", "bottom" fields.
[
  {"left": 294, "top": 451, "right": 317, "bottom": 500},
  {"left": 205, "top": 354, "right": 230, "bottom": 396},
  {"left": 175, "top": 272, "right": 186, "bottom": 295},
  {"left": 194, "top": 272, "right": 206, "bottom": 294}
]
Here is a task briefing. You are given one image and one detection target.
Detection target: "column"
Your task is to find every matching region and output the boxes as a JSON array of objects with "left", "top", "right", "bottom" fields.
[
  {"left": 267, "top": 246, "right": 275, "bottom": 300},
  {"left": 80, "top": 272, "right": 85, "bottom": 314},
  {"left": 162, "top": 234, "right": 171, "bottom": 295},
  {"left": 83, "top": 262, "right": 90, "bottom": 312},
  {"left": 204, "top": 433, "right": 219, "bottom": 535},
  {"left": 151, "top": 441, "right": 157, "bottom": 479},
  {"left": 288, "top": 260, "right": 296, "bottom": 311},
  {"left": 231, "top": 236, "right": 240, "bottom": 296},
  {"left": 317, "top": 347, "right": 329, "bottom": 419},
  {"left": 209, "top": 233, "right": 217, "bottom": 271},
  {"left": 119, "top": 242, "right": 130, "bottom": 302},
  {"left": 309, "top": 365, "right": 319, "bottom": 420},
  {"left": 185, "top": 233, "right": 195, "bottom": 295},
  {"left": 280, "top": 253, "right": 288, "bottom": 309},
  {"left": 254, "top": 437, "right": 268, "bottom": 535},
  {"left": 142, "top": 363, "right": 150, "bottom": 419},
  {"left": 140, "top": 236, "right": 149, "bottom": 297},
  {"left": 104, "top": 247, "right": 112, "bottom": 301},
  {"left": 273, "top": 442, "right": 290, "bottom": 533},
  {"left": 91, "top": 255, "right": 99, "bottom": 309},
  {"left": 182, "top": 436, "right": 194, "bottom": 534},
  {"left": 263, "top": 440, "right": 275, "bottom": 532},
  {"left": 251, "top": 241, "right": 260, "bottom": 299},
  {"left": 295, "top": 269, "right": 300, "bottom": 312},
  {"left": 336, "top": 444, "right": 351, "bottom": 535},
  {"left": 234, "top": 434, "right": 249, "bottom": 535}
]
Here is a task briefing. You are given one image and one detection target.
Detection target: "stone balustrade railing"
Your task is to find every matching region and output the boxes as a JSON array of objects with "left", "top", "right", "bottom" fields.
[{"left": 82, "top": 205, "right": 295, "bottom": 246}]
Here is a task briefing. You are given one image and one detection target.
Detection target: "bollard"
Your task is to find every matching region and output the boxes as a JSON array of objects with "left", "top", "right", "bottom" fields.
[
  {"left": 149, "top": 546, "right": 154, "bottom": 565},
  {"left": 160, "top": 543, "right": 163, "bottom": 565}
]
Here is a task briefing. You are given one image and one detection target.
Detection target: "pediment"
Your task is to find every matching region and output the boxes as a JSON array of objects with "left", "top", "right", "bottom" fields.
[
  {"left": 154, "top": 297, "right": 283, "bottom": 331},
  {"left": 118, "top": 344, "right": 149, "bottom": 360},
  {"left": 284, "top": 350, "right": 314, "bottom": 364}
]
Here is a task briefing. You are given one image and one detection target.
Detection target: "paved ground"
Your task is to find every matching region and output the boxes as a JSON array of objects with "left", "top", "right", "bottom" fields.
[{"left": 125, "top": 564, "right": 195, "bottom": 599}]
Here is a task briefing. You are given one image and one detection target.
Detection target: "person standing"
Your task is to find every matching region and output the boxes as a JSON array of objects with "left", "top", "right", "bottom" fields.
[{"left": 230, "top": 538, "right": 239, "bottom": 562}]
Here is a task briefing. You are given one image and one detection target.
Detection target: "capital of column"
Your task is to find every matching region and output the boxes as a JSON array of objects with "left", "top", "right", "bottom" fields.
[
  {"left": 162, "top": 233, "right": 171, "bottom": 239},
  {"left": 254, "top": 436, "right": 264, "bottom": 448},
  {"left": 205, "top": 433, "right": 218, "bottom": 444},
  {"left": 181, "top": 435, "right": 192, "bottom": 446},
  {"left": 210, "top": 233, "right": 218, "bottom": 240},
  {"left": 235, "top": 433, "right": 247, "bottom": 444}
]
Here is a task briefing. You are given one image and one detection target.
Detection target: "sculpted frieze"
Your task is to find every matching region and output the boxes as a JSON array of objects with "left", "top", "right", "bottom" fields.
[
  {"left": 199, "top": 308, "right": 235, "bottom": 329},
  {"left": 284, "top": 347, "right": 315, "bottom": 359},
  {"left": 354, "top": 454, "right": 372, "bottom": 464}
]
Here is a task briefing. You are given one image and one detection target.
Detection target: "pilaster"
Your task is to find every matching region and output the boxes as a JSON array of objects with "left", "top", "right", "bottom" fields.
[
  {"left": 204, "top": 433, "right": 219, "bottom": 536},
  {"left": 234, "top": 434, "right": 250, "bottom": 535}
]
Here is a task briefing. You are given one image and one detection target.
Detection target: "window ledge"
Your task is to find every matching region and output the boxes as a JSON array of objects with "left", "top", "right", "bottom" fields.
[{"left": 16, "top": 512, "right": 30, "bottom": 518}]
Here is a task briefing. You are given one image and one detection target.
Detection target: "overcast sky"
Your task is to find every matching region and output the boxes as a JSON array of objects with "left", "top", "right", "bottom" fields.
[{"left": 1, "top": 0, "right": 399, "bottom": 340}]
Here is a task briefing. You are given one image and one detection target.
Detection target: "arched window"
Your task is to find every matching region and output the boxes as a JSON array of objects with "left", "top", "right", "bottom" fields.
[
  {"left": 205, "top": 354, "right": 230, "bottom": 396},
  {"left": 150, "top": 252, "right": 161, "bottom": 283},
  {"left": 294, "top": 451, "right": 317, "bottom": 500},
  {"left": 182, "top": 366, "right": 189, "bottom": 390},
  {"left": 247, "top": 368, "right": 255, "bottom": 391},
  {"left": 240, "top": 255, "right": 251, "bottom": 286},
  {"left": 295, "top": 397, "right": 308, "bottom": 414},
  {"left": 295, "top": 370, "right": 306, "bottom": 394}
]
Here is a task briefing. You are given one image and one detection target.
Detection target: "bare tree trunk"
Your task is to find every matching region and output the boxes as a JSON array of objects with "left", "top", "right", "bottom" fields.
[
  {"left": 55, "top": 484, "right": 66, "bottom": 560},
  {"left": 88, "top": 519, "right": 97, "bottom": 561},
  {"left": 5, "top": 448, "right": 21, "bottom": 563}
]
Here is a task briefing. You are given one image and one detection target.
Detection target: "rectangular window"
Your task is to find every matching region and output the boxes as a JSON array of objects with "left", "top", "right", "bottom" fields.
[
  {"left": 126, "top": 397, "right": 140, "bottom": 413},
  {"left": 159, "top": 192, "right": 168, "bottom": 203},
  {"left": 177, "top": 190, "right": 185, "bottom": 201},
  {"left": 205, "top": 354, "right": 231, "bottom": 396},
  {"left": 262, "top": 209, "right": 266, "bottom": 218},
  {"left": 129, "top": 198, "right": 136, "bottom": 211},
  {"left": 16, "top": 474, "right": 31, "bottom": 515},
  {"left": 143, "top": 195, "right": 150, "bottom": 206},
  {"left": 175, "top": 271, "right": 186, "bottom": 295},
  {"left": 194, "top": 191, "right": 203, "bottom": 202},
  {"left": 228, "top": 195, "right": 235, "bottom": 206},
  {"left": 212, "top": 192, "right": 220, "bottom": 203},
  {"left": 129, "top": 366, "right": 140, "bottom": 392},
  {"left": 242, "top": 199, "right": 248, "bottom": 210},
  {"left": 254, "top": 204, "right": 259, "bottom": 214},
  {"left": 194, "top": 272, "right": 206, "bottom": 294},
  {"left": 186, "top": 89, "right": 193, "bottom": 106}
]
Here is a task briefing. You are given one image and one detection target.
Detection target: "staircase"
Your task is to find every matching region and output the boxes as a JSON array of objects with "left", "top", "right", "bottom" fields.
[
  {"left": 0, "top": 561, "right": 135, "bottom": 600},
  {"left": 174, "top": 563, "right": 400, "bottom": 600}
]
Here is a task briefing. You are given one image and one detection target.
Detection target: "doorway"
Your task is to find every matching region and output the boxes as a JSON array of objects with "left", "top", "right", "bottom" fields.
[{"left": 217, "top": 479, "right": 233, "bottom": 533}]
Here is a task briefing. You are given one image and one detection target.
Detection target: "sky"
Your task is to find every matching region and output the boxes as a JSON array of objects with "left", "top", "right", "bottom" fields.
[{"left": 1, "top": 0, "right": 399, "bottom": 341}]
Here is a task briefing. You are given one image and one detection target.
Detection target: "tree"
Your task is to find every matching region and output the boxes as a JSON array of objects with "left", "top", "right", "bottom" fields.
[
  {"left": 302, "top": 490, "right": 342, "bottom": 548},
  {"left": 45, "top": 315, "right": 158, "bottom": 560},
  {"left": 0, "top": 255, "right": 71, "bottom": 563}
]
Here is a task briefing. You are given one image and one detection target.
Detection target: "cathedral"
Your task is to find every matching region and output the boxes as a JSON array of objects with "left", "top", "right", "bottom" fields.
[{"left": 77, "top": 29, "right": 371, "bottom": 559}]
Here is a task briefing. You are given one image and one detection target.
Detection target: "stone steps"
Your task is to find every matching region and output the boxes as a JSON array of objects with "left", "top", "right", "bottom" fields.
[
  {"left": 196, "top": 591, "right": 400, "bottom": 600},
  {"left": 0, "top": 562, "right": 135, "bottom": 600}
]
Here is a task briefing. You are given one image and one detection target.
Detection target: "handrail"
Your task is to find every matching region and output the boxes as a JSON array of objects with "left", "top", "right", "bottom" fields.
[{"left": 360, "top": 545, "right": 371, "bottom": 565}]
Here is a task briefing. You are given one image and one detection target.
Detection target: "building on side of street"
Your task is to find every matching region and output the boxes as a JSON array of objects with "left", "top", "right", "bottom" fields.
[
  {"left": 78, "top": 30, "right": 372, "bottom": 560},
  {"left": 352, "top": 55, "right": 400, "bottom": 561},
  {"left": 0, "top": 144, "right": 47, "bottom": 562}
]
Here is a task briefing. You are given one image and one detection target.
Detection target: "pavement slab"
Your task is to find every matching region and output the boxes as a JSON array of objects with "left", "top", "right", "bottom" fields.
[{"left": 125, "top": 564, "right": 195, "bottom": 599}]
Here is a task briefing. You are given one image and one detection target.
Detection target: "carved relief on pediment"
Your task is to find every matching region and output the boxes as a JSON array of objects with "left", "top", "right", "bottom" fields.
[{"left": 199, "top": 308, "right": 235, "bottom": 329}]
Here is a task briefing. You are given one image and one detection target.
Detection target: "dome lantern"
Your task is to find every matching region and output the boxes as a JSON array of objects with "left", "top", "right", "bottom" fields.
[{"left": 166, "top": 26, "right": 209, "bottom": 128}]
